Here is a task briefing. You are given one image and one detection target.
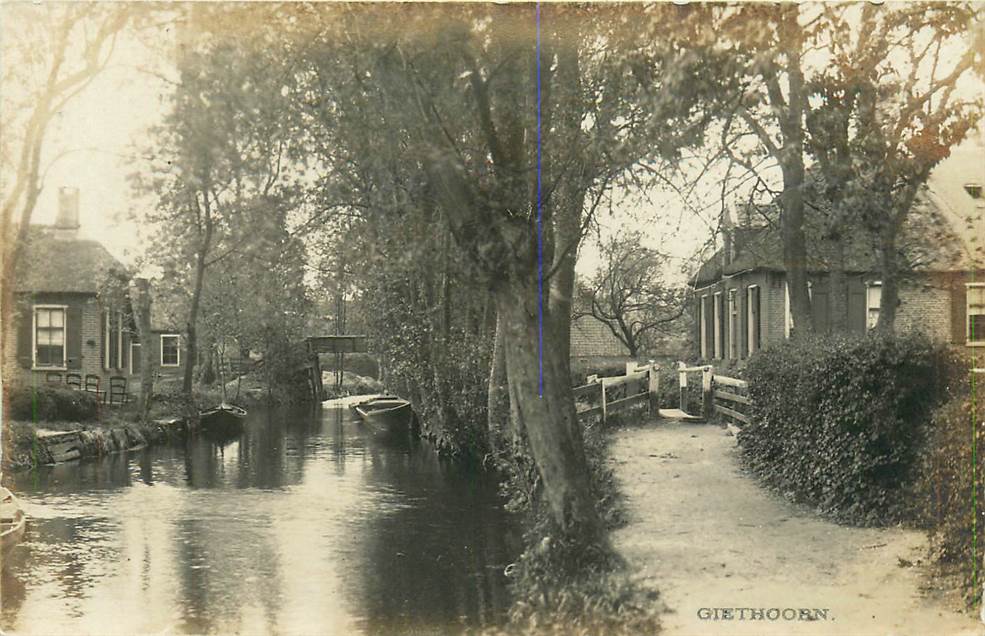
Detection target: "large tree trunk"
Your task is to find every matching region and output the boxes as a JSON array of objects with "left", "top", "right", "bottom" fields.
[
  {"left": 183, "top": 252, "right": 207, "bottom": 394},
  {"left": 486, "top": 311, "right": 509, "bottom": 449},
  {"left": 497, "top": 283, "right": 602, "bottom": 543},
  {"left": 875, "top": 226, "right": 899, "bottom": 333},
  {"left": 129, "top": 279, "right": 156, "bottom": 421},
  {"left": 182, "top": 188, "right": 214, "bottom": 396},
  {"left": 780, "top": 161, "right": 813, "bottom": 338},
  {"left": 776, "top": 4, "right": 813, "bottom": 339}
]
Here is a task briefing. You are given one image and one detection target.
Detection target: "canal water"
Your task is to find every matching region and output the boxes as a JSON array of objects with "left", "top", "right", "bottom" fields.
[{"left": 1, "top": 403, "right": 518, "bottom": 635}]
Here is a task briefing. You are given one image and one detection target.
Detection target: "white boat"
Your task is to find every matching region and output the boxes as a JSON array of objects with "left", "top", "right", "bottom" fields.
[{"left": 1, "top": 486, "right": 26, "bottom": 567}]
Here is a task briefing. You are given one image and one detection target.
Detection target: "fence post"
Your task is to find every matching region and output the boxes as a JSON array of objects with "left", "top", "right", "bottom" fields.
[
  {"left": 600, "top": 377, "right": 608, "bottom": 426},
  {"left": 678, "top": 361, "right": 687, "bottom": 411},
  {"left": 702, "top": 365, "right": 714, "bottom": 421},
  {"left": 648, "top": 362, "right": 659, "bottom": 416}
]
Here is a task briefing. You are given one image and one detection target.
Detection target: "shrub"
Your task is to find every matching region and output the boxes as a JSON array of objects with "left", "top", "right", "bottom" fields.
[
  {"left": 6, "top": 385, "right": 102, "bottom": 422},
  {"left": 739, "top": 332, "right": 959, "bottom": 525},
  {"left": 917, "top": 387, "right": 985, "bottom": 608}
]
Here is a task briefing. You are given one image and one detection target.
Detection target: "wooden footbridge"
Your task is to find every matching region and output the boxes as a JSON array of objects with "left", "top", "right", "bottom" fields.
[{"left": 573, "top": 361, "right": 752, "bottom": 430}]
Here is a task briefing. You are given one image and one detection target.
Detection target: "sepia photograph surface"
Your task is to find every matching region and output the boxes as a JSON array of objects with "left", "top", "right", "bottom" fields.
[{"left": 1, "top": 2, "right": 984, "bottom": 635}]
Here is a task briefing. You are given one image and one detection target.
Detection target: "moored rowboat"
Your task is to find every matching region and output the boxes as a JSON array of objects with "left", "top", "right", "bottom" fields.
[
  {"left": 353, "top": 397, "right": 413, "bottom": 441},
  {"left": 199, "top": 402, "right": 248, "bottom": 440},
  {"left": 1, "top": 486, "right": 26, "bottom": 567}
]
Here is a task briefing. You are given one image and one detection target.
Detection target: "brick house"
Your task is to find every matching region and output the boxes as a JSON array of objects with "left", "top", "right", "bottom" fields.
[
  {"left": 5, "top": 188, "right": 186, "bottom": 395},
  {"left": 690, "top": 138, "right": 985, "bottom": 362}
]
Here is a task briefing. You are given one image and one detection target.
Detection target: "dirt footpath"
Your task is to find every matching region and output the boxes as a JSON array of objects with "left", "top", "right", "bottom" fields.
[{"left": 609, "top": 421, "right": 982, "bottom": 636}]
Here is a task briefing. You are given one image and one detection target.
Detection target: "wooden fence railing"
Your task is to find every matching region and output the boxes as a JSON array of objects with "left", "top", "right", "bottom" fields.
[
  {"left": 574, "top": 362, "right": 659, "bottom": 425},
  {"left": 673, "top": 363, "right": 753, "bottom": 428},
  {"left": 710, "top": 373, "right": 752, "bottom": 427},
  {"left": 572, "top": 361, "right": 754, "bottom": 428}
]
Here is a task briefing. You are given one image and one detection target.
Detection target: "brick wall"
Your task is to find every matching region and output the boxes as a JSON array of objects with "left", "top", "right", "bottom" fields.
[
  {"left": 896, "top": 276, "right": 951, "bottom": 342},
  {"left": 570, "top": 315, "right": 629, "bottom": 358}
]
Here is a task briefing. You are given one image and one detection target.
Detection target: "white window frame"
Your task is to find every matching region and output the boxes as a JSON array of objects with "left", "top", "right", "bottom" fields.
[
  {"left": 968, "top": 283, "right": 985, "bottom": 346},
  {"left": 32, "top": 304, "right": 68, "bottom": 370},
  {"left": 160, "top": 334, "right": 181, "bottom": 367},
  {"left": 699, "top": 295, "right": 709, "bottom": 359},
  {"left": 104, "top": 310, "right": 126, "bottom": 370},
  {"left": 747, "top": 285, "right": 760, "bottom": 355},
  {"left": 712, "top": 291, "right": 723, "bottom": 359},
  {"left": 866, "top": 281, "right": 882, "bottom": 331},
  {"left": 728, "top": 289, "right": 738, "bottom": 359}
]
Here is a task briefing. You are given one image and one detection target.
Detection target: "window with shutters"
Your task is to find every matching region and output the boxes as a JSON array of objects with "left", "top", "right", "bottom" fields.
[
  {"left": 161, "top": 334, "right": 181, "bottom": 367},
  {"left": 713, "top": 292, "right": 723, "bottom": 359},
  {"left": 747, "top": 286, "right": 760, "bottom": 355},
  {"left": 699, "top": 295, "right": 709, "bottom": 359},
  {"left": 104, "top": 310, "right": 125, "bottom": 369},
  {"left": 728, "top": 289, "right": 738, "bottom": 359},
  {"left": 968, "top": 284, "right": 985, "bottom": 345},
  {"left": 866, "top": 282, "right": 882, "bottom": 330},
  {"left": 34, "top": 305, "right": 67, "bottom": 368}
]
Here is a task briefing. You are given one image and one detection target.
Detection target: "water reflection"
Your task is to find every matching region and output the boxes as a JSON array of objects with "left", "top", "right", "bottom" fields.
[{"left": 1, "top": 405, "right": 517, "bottom": 635}]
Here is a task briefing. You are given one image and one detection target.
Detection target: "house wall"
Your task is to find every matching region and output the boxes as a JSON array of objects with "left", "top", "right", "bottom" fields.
[
  {"left": 896, "top": 275, "right": 952, "bottom": 341},
  {"left": 8, "top": 292, "right": 104, "bottom": 387},
  {"left": 5, "top": 292, "right": 186, "bottom": 399},
  {"left": 694, "top": 271, "right": 779, "bottom": 363},
  {"left": 691, "top": 270, "right": 980, "bottom": 361}
]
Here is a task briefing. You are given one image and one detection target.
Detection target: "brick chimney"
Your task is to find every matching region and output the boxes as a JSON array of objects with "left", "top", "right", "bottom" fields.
[{"left": 54, "top": 187, "right": 80, "bottom": 240}]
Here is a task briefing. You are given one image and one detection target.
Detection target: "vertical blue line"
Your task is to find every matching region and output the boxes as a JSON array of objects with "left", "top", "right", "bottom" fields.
[{"left": 535, "top": 2, "right": 544, "bottom": 397}]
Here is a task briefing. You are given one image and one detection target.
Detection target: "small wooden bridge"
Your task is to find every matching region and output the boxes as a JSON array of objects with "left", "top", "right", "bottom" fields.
[{"left": 573, "top": 361, "right": 752, "bottom": 430}]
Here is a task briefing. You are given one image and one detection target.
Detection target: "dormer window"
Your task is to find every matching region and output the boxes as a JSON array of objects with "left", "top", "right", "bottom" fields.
[{"left": 964, "top": 183, "right": 982, "bottom": 199}]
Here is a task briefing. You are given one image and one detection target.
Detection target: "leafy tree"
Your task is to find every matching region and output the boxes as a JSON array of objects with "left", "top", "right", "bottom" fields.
[
  {"left": 131, "top": 4, "right": 303, "bottom": 395},
  {"left": 708, "top": 3, "right": 816, "bottom": 337},
  {"left": 287, "top": 3, "right": 721, "bottom": 542},
  {"left": 579, "top": 233, "right": 687, "bottom": 358},
  {"left": 805, "top": 3, "right": 983, "bottom": 332}
]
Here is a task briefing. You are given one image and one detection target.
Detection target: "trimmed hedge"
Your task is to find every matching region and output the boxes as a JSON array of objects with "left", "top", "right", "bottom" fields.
[
  {"left": 739, "top": 332, "right": 960, "bottom": 525},
  {"left": 918, "top": 388, "right": 984, "bottom": 608},
  {"left": 7, "top": 385, "right": 102, "bottom": 422}
]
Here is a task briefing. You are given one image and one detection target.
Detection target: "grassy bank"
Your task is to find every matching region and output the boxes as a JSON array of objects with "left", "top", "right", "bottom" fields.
[{"left": 491, "top": 408, "right": 662, "bottom": 635}]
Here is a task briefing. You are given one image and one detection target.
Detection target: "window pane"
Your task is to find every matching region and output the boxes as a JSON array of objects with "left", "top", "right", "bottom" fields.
[
  {"left": 49, "top": 329, "right": 64, "bottom": 345},
  {"left": 37, "top": 345, "right": 64, "bottom": 366},
  {"left": 36, "top": 309, "right": 49, "bottom": 327},
  {"left": 162, "top": 336, "right": 180, "bottom": 365},
  {"left": 968, "top": 287, "right": 985, "bottom": 306},
  {"left": 866, "top": 285, "right": 882, "bottom": 308},
  {"left": 50, "top": 310, "right": 63, "bottom": 327},
  {"left": 970, "top": 314, "right": 985, "bottom": 342}
]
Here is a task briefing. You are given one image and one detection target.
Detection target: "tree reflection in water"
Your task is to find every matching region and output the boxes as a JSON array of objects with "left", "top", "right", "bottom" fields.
[{"left": 1, "top": 405, "right": 517, "bottom": 635}]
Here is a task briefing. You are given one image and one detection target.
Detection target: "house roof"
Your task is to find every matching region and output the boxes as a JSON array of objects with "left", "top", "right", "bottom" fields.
[
  {"left": 14, "top": 227, "right": 127, "bottom": 294},
  {"left": 924, "top": 135, "right": 985, "bottom": 271},
  {"left": 693, "top": 136, "right": 984, "bottom": 287}
]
